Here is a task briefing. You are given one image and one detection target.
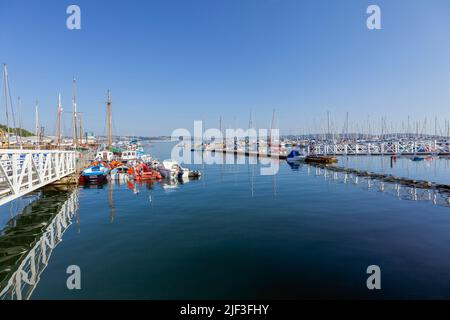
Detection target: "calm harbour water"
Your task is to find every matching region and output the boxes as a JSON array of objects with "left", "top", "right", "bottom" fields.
[{"left": 1, "top": 142, "right": 450, "bottom": 299}]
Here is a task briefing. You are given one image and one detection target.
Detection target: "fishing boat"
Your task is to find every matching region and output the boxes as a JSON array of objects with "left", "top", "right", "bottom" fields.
[
  {"left": 133, "top": 163, "right": 162, "bottom": 181},
  {"left": 286, "top": 149, "right": 306, "bottom": 162},
  {"left": 110, "top": 165, "right": 129, "bottom": 180},
  {"left": 304, "top": 155, "right": 338, "bottom": 164},
  {"left": 79, "top": 162, "right": 110, "bottom": 183}
]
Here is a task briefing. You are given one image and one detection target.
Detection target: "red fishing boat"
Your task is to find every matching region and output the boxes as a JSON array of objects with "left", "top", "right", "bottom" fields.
[{"left": 132, "top": 163, "right": 162, "bottom": 181}]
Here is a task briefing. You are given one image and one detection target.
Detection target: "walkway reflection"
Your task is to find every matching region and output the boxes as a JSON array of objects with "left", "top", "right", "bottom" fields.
[
  {"left": 289, "top": 163, "right": 450, "bottom": 207},
  {"left": 0, "top": 187, "right": 79, "bottom": 300}
]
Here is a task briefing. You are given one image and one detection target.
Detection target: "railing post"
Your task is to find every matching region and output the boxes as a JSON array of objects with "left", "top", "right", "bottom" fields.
[
  {"left": 12, "top": 153, "right": 19, "bottom": 194},
  {"left": 39, "top": 153, "right": 44, "bottom": 176},
  {"left": 27, "top": 154, "right": 33, "bottom": 189}
]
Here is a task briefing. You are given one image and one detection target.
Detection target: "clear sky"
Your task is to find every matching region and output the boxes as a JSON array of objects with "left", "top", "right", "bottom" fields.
[{"left": 1, "top": 0, "right": 450, "bottom": 136}]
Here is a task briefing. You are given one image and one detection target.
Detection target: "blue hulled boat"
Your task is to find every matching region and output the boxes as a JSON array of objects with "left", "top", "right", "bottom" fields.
[
  {"left": 80, "top": 163, "right": 110, "bottom": 184},
  {"left": 286, "top": 149, "right": 306, "bottom": 162}
]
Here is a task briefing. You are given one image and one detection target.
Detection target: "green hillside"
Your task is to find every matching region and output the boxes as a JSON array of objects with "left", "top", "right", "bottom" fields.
[{"left": 0, "top": 124, "right": 34, "bottom": 137}]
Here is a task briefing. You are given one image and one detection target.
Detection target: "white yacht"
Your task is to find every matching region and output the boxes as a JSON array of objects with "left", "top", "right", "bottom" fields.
[{"left": 157, "top": 159, "right": 201, "bottom": 179}]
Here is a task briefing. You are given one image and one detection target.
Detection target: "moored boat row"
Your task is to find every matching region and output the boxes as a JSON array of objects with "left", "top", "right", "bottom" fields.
[{"left": 80, "top": 153, "right": 201, "bottom": 185}]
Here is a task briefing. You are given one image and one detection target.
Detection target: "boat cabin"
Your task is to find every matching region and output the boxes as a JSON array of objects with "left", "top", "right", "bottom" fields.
[
  {"left": 95, "top": 150, "right": 114, "bottom": 162},
  {"left": 121, "top": 150, "right": 138, "bottom": 161}
]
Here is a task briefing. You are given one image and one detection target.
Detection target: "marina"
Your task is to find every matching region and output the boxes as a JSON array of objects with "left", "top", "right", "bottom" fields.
[
  {"left": 2, "top": 0, "right": 450, "bottom": 305},
  {"left": 1, "top": 62, "right": 450, "bottom": 300},
  {"left": 2, "top": 142, "right": 450, "bottom": 300},
  {"left": 1, "top": 61, "right": 450, "bottom": 300}
]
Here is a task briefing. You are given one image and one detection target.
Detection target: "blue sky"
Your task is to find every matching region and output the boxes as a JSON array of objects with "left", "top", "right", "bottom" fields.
[{"left": 1, "top": 0, "right": 450, "bottom": 136}]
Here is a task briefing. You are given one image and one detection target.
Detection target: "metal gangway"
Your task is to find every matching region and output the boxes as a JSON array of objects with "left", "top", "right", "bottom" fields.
[
  {"left": 0, "top": 189, "right": 79, "bottom": 300},
  {"left": 308, "top": 140, "right": 450, "bottom": 156},
  {"left": 0, "top": 150, "right": 76, "bottom": 206}
]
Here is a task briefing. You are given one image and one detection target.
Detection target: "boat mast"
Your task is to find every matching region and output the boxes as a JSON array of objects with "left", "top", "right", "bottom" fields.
[
  {"left": 35, "top": 101, "right": 39, "bottom": 148},
  {"left": 268, "top": 109, "right": 275, "bottom": 148},
  {"left": 107, "top": 90, "right": 112, "bottom": 147},
  {"left": 345, "top": 111, "right": 349, "bottom": 141},
  {"left": 447, "top": 119, "right": 450, "bottom": 140},
  {"left": 247, "top": 109, "right": 253, "bottom": 150},
  {"left": 17, "top": 96, "right": 23, "bottom": 148},
  {"left": 327, "top": 110, "right": 330, "bottom": 141},
  {"left": 219, "top": 115, "right": 224, "bottom": 148},
  {"left": 73, "top": 78, "right": 78, "bottom": 148},
  {"left": 57, "top": 93, "right": 63, "bottom": 147},
  {"left": 79, "top": 114, "right": 83, "bottom": 146},
  {"left": 3, "top": 64, "right": 10, "bottom": 147}
]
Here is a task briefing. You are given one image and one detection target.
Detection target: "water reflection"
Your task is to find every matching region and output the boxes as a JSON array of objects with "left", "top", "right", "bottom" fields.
[
  {"left": 110, "top": 176, "right": 202, "bottom": 195},
  {"left": 0, "top": 187, "right": 79, "bottom": 300},
  {"left": 286, "top": 161, "right": 302, "bottom": 171},
  {"left": 305, "top": 165, "right": 450, "bottom": 207},
  {"left": 338, "top": 155, "right": 450, "bottom": 185}
]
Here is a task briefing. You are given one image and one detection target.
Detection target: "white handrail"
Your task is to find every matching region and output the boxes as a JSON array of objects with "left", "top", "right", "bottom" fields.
[{"left": 0, "top": 150, "right": 77, "bottom": 206}]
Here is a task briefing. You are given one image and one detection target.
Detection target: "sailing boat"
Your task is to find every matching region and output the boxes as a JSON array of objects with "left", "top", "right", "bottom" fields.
[
  {"left": 80, "top": 89, "right": 114, "bottom": 184},
  {"left": 95, "top": 90, "right": 116, "bottom": 161}
]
